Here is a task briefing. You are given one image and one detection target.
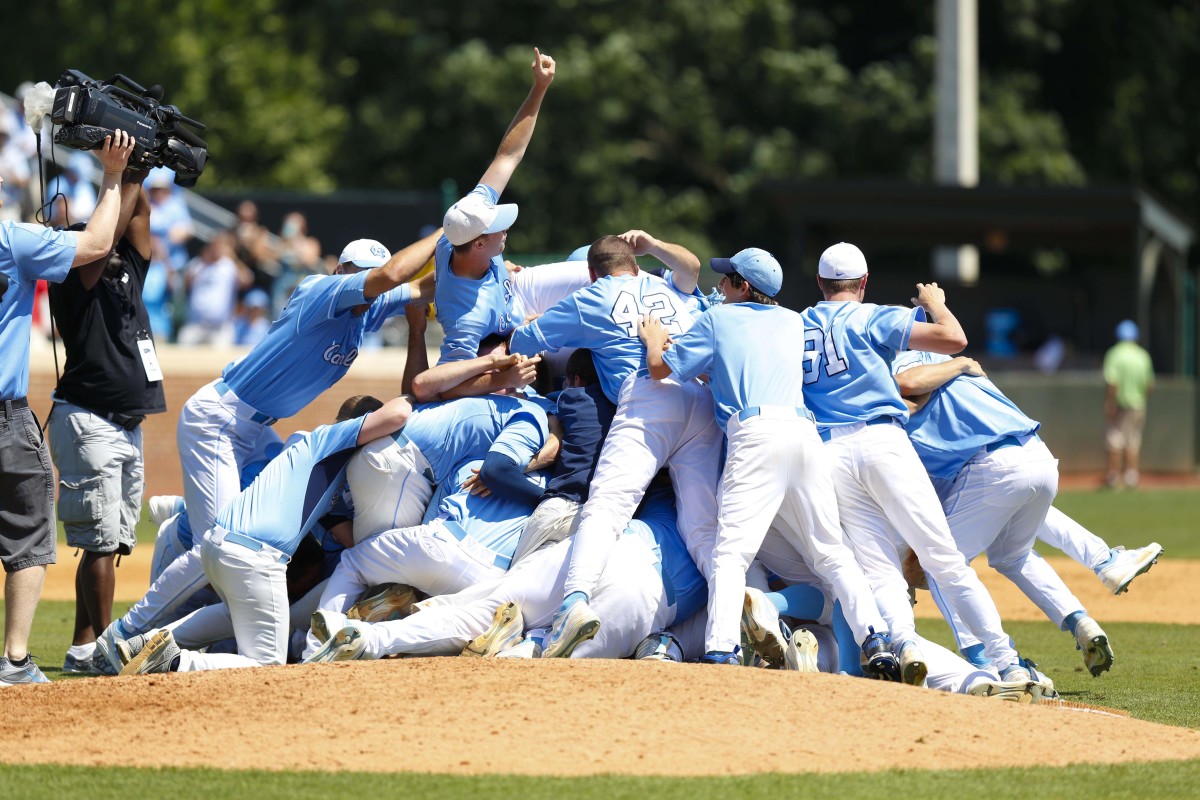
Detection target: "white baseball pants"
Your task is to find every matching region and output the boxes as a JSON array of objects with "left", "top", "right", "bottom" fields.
[
  {"left": 1037, "top": 506, "right": 1112, "bottom": 570},
  {"left": 706, "top": 411, "right": 887, "bottom": 652},
  {"left": 344, "top": 434, "right": 435, "bottom": 544},
  {"left": 360, "top": 534, "right": 671, "bottom": 659},
  {"left": 564, "top": 373, "right": 722, "bottom": 605},
  {"left": 828, "top": 422, "right": 1019, "bottom": 670}
]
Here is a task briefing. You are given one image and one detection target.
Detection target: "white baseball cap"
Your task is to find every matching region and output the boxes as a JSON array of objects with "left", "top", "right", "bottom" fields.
[
  {"left": 443, "top": 192, "right": 518, "bottom": 247},
  {"left": 818, "top": 242, "right": 868, "bottom": 279},
  {"left": 338, "top": 238, "right": 391, "bottom": 268}
]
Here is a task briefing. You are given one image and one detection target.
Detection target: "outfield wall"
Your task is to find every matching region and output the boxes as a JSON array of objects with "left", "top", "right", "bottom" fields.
[{"left": 25, "top": 343, "right": 1197, "bottom": 498}]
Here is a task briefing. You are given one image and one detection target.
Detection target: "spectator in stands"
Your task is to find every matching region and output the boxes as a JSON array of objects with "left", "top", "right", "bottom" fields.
[
  {"left": 144, "top": 167, "right": 193, "bottom": 275},
  {"left": 0, "top": 115, "right": 29, "bottom": 223},
  {"left": 177, "top": 231, "right": 252, "bottom": 345},
  {"left": 234, "top": 287, "right": 272, "bottom": 347},
  {"left": 1104, "top": 320, "right": 1154, "bottom": 489},
  {"left": 234, "top": 200, "right": 279, "bottom": 298},
  {"left": 272, "top": 210, "right": 321, "bottom": 310}
]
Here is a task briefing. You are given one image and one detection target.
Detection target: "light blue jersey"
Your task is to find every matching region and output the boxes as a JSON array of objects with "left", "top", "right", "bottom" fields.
[
  {"left": 220, "top": 269, "right": 410, "bottom": 419},
  {"left": 626, "top": 485, "right": 706, "bottom": 625},
  {"left": 893, "top": 351, "right": 1040, "bottom": 480},
  {"left": 798, "top": 301, "right": 924, "bottom": 430},
  {"left": 434, "top": 185, "right": 525, "bottom": 364},
  {"left": 437, "top": 459, "right": 547, "bottom": 566},
  {"left": 0, "top": 222, "right": 76, "bottom": 399},
  {"left": 659, "top": 269, "right": 709, "bottom": 315},
  {"left": 664, "top": 303, "right": 809, "bottom": 431},
  {"left": 216, "top": 416, "right": 364, "bottom": 556},
  {"left": 509, "top": 271, "right": 698, "bottom": 404}
]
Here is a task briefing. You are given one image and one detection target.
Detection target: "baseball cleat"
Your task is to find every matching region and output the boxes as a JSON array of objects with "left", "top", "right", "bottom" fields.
[
  {"left": 699, "top": 650, "right": 741, "bottom": 665},
  {"left": 1074, "top": 616, "right": 1114, "bottom": 677},
  {"left": 119, "top": 629, "right": 179, "bottom": 676},
  {"left": 541, "top": 600, "right": 600, "bottom": 659},
  {"left": 303, "top": 622, "right": 369, "bottom": 664},
  {"left": 94, "top": 622, "right": 127, "bottom": 674},
  {"left": 310, "top": 610, "right": 348, "bottom": 647},
  {"left": 633, "top": 632, "right": 682, "bottom": 662},
  {"left": 347, "top": 583, "right": 419, "bottom": 623},
  {"left": 861, "top": 630, "right": 901, "bottom": 682},
  {"left": 1019, "top": 657, "right": 1058, "bottom": 699},
  {"left": 968, "top": 678, "right": 1040, "bottom": 703},
  {"left": 496, "top": 637, "right": 543, "bottom": 659},
  {"left": 1097, "top": 543, "right": 1163, "bottom": 595},
  {"left": 898, "top": 640, "right": 928, "bottom": 686},
  {"left": 62, "top": 651, "right": 101, "bottom": 676},
  {"left": 116, "top": 632, "right": 155, "bottom": 666},
  {"left": 147, "top": 495, "right": 182, "bottom": 526},
  {"left": 998, "top": 662, "right": 1033, "bottom": 684},
  {"left": 783, "top": 627, "right": 820, "bottom": 673},
  {"left": 461, "top": 601, "right": 525, "bottom": 658},
  {"left": 741, "top": 587, "right": 787, "bottom": 668}
]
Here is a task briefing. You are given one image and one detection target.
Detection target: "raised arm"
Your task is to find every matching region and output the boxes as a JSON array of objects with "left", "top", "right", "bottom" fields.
[
  {"left": 905, "top": 282, "right": 968, "bottom": 355},
  {"left": 72, "top": 131, "right": 135, "bottom": 267},
  {"left": 362, "top": 228, "right": 442, "bottom": 301},
  {"left": 620, "top": 230, "right": 701, "bottom": 294},
  {"left": 477, "top": 47, "right": 556, "bottom": 195},
  {"left": 895, "top": 357, "right": 985, "bottom": 398}
]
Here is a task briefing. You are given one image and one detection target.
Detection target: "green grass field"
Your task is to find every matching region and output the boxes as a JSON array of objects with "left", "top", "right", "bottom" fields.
[{"left": 4, "top": 488, "right": 1199, "bottom": 798}]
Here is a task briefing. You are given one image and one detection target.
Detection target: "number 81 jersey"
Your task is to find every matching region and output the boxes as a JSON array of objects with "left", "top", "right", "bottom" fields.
[
  {"left": 510, "top": 272, "right": 699, "bottom": 404},
  {"left": 797, "top": 300, "right": 926, "bottom": 429}
]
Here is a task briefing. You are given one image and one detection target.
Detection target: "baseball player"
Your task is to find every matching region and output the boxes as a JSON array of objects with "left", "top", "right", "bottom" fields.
[
  {"left": 1036, "top": 508, "right": 1163, "bottom": 596},
  {"left": 119, "top": 395, "right": 415, "bottom": 675},
  {"left": 797, "top": 242, "right": 1030, "bottom": 684},
  {"left": 93, "top": 235, "right": 437, "bottom": 671},
  {"left": 305, "top": 482, "right": 705, "bottom": 663},
  {"left": 508, "top": 235, "right": 724, "bottom": 659},
  {"left": 638, "top": 247, "right": 899, "bottom": 674},
  {"left": 431, "top": 47, "right": 592, "bottom": 378},
  {"left": 892, "top": 350, "right": 1105, "bottom": 676}
]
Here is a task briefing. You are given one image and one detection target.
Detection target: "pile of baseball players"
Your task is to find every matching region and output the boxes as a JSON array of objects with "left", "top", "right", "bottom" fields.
[{"left": 95, "top": 48, "right": 1163, "bottom": 703}]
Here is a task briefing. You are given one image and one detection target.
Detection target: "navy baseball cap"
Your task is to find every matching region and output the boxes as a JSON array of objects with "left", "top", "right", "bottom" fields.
[{"left": 710, "top": 247, "right": 783, "bottom": 297}]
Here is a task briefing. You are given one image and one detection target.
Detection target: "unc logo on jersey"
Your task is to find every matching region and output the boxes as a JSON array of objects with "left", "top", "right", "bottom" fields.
[{"left": 323, "top": 342, "right": 359, "bottom": 367}]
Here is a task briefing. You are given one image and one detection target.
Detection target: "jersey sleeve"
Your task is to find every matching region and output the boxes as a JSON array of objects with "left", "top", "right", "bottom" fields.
[
  {"left": 438, "top": 312, "right": 488, "bottom": 363},
  {"left": 291, "top": 272, "right": 371, "bottom": 328},
  {"left": 891, "top": 349, "right": 945, "bottom": 376},
  {"left": 662, "top": 310, "right": 715, "bottom": 382},
  {"left": 9, "top": 223, "right": 76, "bottom": 283},
  {"left": 363, "top": 283, "right": 412, "bottom": 331},
  {"left": 488, "top": 406, "right": 548, "bottom": 466},
  {"left": 867, "top": 305, "right": 924, "bottom": 355},
  {"left": 509, "top": 295, "right": 583, "bottom": 356}
]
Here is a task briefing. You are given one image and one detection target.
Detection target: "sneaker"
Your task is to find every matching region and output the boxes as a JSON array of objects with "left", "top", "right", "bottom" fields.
[
  {"left": 741, "top": 587, "right": 787, "bottom": 668},
  {"left": 699, "top": 650, "right": 740, "bottom": 665},
  {"left": 95, "top": 622, "right": 128, "bottom": 674},
  {"left": 898, "top": 640, "right": 928, "bottom": 686},
  {"left": 310, "top": 610, "right": 348, "bottom": 646},
  {"left": 62, "top": 651, "right": 99, "bottom": 675},
  {"left": 347, "top": 584, "right": 419, "bottom": 623},
  {"left": 0, "top": 656, "right": 51, "bottom": 686},
  {"left": 147, "top": 495, "right": 182, "bottom": 526},
  {"left": 1097, "top": 543, "right": 1164, "bottom": 595},
  {"left": 303, "top": 622, "right": 369, "bottom": 664},
  {"left": 119, "top": 630, "right": 180, "bottom": 676},
  {"left": 1074, "top": 616, "right": 1114, "bottom": 677},
  {"left": 999, "top": 662, "right": 1032, "bottom": 683},
  {"left": 783, "top": 627, "right": 820, "bottom": 673},
  {"left": 1124, "top": 469, "right": 1140, "bottom": 488},
  {"left": 633, "top": 632, "right": 682, "bottom": 662},
  {"left": 968, "top": 678, "right": 1039, "bottom": 703},
  {"left": 462, "top": 601, "right": 525, "bottom": 658},
  {"left": 496, "top": 637, "right": 543, "bottom": 659},
  {"left": 861, "top": 629, "right": 901, "bottom": 682},
  {"left": 541, "top": 600, "right": 601, "bottom": 659},
  {"left": 89, "top": 650, "right": 119, "bottom": 676}
]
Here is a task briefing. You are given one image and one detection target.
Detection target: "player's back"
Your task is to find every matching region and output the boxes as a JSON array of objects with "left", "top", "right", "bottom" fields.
[{"left": 798, "top": 300, "right": 919, "bottom": 429}]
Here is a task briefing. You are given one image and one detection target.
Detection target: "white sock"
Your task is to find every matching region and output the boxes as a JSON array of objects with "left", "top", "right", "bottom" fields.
[{"left": 67, "top": 642, "right": 97, "bottom": 660}]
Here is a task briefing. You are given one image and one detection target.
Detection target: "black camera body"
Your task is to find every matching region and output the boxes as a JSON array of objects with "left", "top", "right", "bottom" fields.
[{"left": 51, "top": 70, "right": 208, "bottom": 187}]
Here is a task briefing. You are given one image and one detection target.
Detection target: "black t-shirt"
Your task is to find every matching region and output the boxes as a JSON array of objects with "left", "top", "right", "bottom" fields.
[{"left": 49, "top": 237, "right": 166, "bottom": 416}]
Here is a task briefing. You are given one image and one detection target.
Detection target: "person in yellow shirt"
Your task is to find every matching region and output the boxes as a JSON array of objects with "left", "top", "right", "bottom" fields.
[{"left": 1103, "top": 320, "right": 1154, "bottom": 488}]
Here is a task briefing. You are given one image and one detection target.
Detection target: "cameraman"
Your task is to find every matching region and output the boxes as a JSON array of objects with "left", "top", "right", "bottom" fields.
[
  {"left": 47, "top": 166, "right": 164, "bottom": 675},
  {"left": 0, "top": 130, "right": 134, "bottom": 686}
]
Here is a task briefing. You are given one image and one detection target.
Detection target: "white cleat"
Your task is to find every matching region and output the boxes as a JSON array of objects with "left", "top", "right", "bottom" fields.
[
  {"left": 968, "top": 678, "right": 1040, "bottom": 703},
  {"left": 741, "top": 587, "right": 788, "bottom": 668},
  {"left": 1097, "top": 543, "right": 1164, "bottom": 595},
  {"left": 783, "top": 627, "right": 820, "bottom": 673},
  {"left": 461, "top": 601, "right": 525, "bottom": 658},
  {"left": 310, "top": 610, "right": 348, "bottom": 647},
  {"left": 147, "top": 495, "right": 182, "bottom": 526},
  {"left": 633, "top": 632, "right": 682, "bottom": 663},
  {"left": 1074, "top": 616, "right": 1114, "bottom": 677},
  {"left": 303, "top": 622, "right": 370, "bottom": 664},
  {"left": 95, "top": 622, "right": 128, "bottom": 674},
  {"left": 541, "top": 600, "right": 600, "bottom": 659},
  {"left": 496, "top": 638, "right": 543, "bottom": 659}
]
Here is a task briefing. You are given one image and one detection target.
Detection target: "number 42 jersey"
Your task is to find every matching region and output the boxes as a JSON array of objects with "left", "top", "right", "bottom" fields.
[
  {"left": 510, "top": 272, "right": 699, "bottom": 404},
  {"left": 797, "top": 300, "right": 925, "bottom": 431}
]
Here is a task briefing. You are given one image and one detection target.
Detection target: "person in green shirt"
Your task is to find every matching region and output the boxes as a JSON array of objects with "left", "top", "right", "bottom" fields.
[{"left": 1103, "top": 320, "right": 1154, "bottom": 488}]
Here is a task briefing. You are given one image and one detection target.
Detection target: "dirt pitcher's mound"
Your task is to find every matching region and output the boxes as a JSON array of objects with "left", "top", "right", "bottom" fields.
[{"left": 2, "top": 659, "right": 1198, "bottom": 776}]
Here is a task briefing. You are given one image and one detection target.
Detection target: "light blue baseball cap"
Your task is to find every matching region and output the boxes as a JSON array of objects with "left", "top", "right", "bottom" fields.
[
  {"left": 567, "top": 244, "right": 591, "bottom": 262},
  {"left": 1116, "top": 319, "right": 1139, "bottom": 342},
  {"left": 710, "top": 247, "right": 783, "bottom": 297}
]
